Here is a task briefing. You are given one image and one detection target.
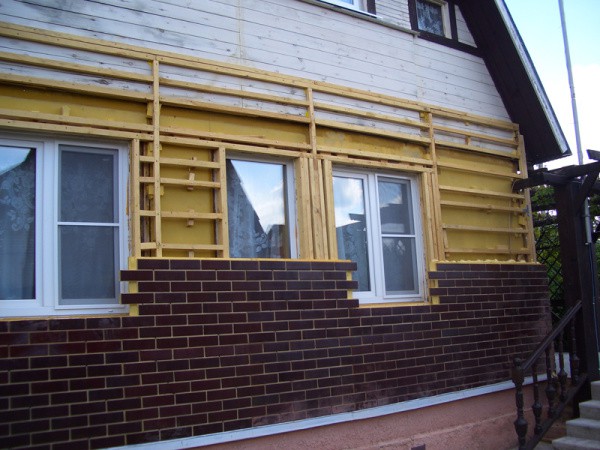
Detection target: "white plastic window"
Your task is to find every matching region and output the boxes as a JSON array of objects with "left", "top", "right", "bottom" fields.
[
  {"left": 333, "top": 169, "right": 424, "bottom": 304},
  {"left": 0, "top": 136, "right": 129, "bottom": 318}
]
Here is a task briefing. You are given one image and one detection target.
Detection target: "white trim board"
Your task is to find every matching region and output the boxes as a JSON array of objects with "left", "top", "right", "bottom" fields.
[{"left": 109, "top": 378, "right": 536, "bottom": 450}]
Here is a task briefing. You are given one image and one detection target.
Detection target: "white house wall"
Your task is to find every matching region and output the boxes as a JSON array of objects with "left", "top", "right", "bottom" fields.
[{"left": 0, "top": 0, "right": 509, "bottom": 120}]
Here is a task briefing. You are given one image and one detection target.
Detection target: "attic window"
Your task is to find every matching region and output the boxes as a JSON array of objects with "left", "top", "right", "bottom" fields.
[
  {"left": 415, "top": 0, "right": 450, "bottom": 38},
  {"left": 318, "top": 0, "right": 376, "bottom": 15}
]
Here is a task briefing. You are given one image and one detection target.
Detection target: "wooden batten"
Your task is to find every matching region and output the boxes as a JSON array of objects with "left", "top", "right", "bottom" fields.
[{"left": 0, "top": 21, "right": 536, "bottom": 263}]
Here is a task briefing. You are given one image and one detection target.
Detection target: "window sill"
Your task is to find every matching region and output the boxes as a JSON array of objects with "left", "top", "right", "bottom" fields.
[{"left": 357, "top": 300, "right": 432, "bottom": 308}]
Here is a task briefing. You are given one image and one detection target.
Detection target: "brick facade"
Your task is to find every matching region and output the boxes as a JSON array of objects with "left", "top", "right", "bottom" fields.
[{"left": 0, "top": 260, "right": 551, "bottom": 449}]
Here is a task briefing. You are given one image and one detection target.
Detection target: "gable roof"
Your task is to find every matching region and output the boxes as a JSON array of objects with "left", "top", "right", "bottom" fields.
[{"left": 458, "top": 0, "right": 571, "bottom": 166}]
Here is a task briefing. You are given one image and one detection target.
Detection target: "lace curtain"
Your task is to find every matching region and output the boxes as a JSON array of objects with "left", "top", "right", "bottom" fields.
[{"left": 0, "top": 148, "right": 35, "bottom": 300}]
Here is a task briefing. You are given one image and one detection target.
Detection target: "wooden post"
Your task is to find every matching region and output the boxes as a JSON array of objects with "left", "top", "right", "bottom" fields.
[{"left": 554, "top": 181, "right": 600, "bottom": 381}]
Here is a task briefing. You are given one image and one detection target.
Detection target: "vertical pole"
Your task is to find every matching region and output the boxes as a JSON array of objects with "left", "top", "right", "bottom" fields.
[{"left": 554, "top": 182, "right": 599, "bottom": 380}]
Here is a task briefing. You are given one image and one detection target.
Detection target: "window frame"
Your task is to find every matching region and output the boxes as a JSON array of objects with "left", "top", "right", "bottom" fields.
[
  {"left": 225, "top": 154, "right": 298, "bottom": 259},
  {"left": 0, "top": 135, "right": 129, "bottom": 318},
  {"left": 408, "top": 0, "right": 480, "bottom": 55},
  {"left": 333, "top": 167, "right": 426, "bottom": 304},
  {"left": 317, "top": 0, "right": 376, "bottom": 15}
]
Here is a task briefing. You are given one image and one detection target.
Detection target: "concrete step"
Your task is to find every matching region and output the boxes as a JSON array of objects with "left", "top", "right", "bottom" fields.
[
  {"left": 552, "top": 436, "right": 600, "bottom": 449},
  {"left": 592, "top": 382, "right": 600, "bottom": 401},
  {"left": 566, "top": 418, "right": 600, "bottom": 441},
  {"left": 581, "top": 401, "right": 600, "bottom": 421}
]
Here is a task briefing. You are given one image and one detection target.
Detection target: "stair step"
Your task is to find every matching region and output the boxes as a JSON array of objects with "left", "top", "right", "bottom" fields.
[
  {"left": 592, "top": 382, "right": 600, "bottom": 401},
  {"left": 552, "top": 436, "right": 600, "bottom": 449},
  {"left": 581, "top": 401, "right": 600, "bottom": 421},
  {"left": 567, "top": 418, "right": 600, "bottom": 440}
]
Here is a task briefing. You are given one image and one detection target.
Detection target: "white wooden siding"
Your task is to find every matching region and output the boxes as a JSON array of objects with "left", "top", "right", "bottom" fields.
[{"left": 0, "top": 0, "right": 509, "bottom": 120}]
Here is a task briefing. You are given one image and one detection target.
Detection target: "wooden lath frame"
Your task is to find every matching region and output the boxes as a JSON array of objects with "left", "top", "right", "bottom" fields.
[{"left": 0, "top": 21, "right": 533, "bottom": 262}]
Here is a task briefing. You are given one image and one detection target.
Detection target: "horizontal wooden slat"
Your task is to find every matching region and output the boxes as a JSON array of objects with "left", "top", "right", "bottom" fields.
[
  {"left": 437, "top": 161, "right": 523, "bottom": 179},
  {"left": 322, "top": 154, "right": 432, "bottom": 173},
  {"left": 160, "top": 76, "right": 309, "bottom": 107},
  {"left": 139, "top": 176, "right": 219, "bottom": 189},
  {"left": 439, "top": 185, "right": 525, "bottom": 200},
  {"left": 314, "top": 101, "right": 428, "bottom": 129},
  {"left": 443, "top": 224, "right": 528, "bottom": 234},
  {"left": 159, "top": 126, "right": 312, "bottom": 152},
  {"left": 433, "top": 124, "right": 518, "bottom": 146},
  {"left": 318, "top": 144, "right": 433, "bottom": 167},
  {"left": 316, "top": 119, "right": 431, "bottom": 144},
  {"left": 0, "top": 108, "right": 153, "bottom": 133},
  {"left": 0, "top": 118, "right": 153, "bottom": 140},
  {"left": 161, "top": 243, "right": 224, "bottom": 251},
  {"left": 0, "top": 50, "right": 153, "bottom": 82},
  {"left": 440, "top": 200, "right": 524, "bottom": 213},
  {"left": 0, "top": 73, "right": 151, "bottom": 101},
  {"left": 445, "top": 247, "right": 530, "bottom": 255},
  {"left": 435, "top": 139, "right": 519, "bottom": 159},
  {"left": 161, "top": 211, "right": 222, "bottom": 220},
  {"left": 160, "top": 95, "right": 311, "bottom": 124}
]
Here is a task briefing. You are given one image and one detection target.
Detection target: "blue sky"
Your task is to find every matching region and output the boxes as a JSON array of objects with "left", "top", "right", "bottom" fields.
[{"left": 505, "top": 0, "right": 600, "bottom": 167}]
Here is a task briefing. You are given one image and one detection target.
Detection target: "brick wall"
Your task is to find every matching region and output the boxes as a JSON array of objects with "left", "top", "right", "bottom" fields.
[{"left": 0, "top": 260, "right": 551, "bottom": 449}]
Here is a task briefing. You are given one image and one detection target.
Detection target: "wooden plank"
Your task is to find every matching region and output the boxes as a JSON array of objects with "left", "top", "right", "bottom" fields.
[
  {"left": 295, "top": 156, "right": 313, "bottom": 259},
  {"left": 160, "top": 126, "right": 312, "bottom": 152},
  {"left": 161, "top": 211, "right": 222, "bottom": 220},
  {"left": 160, "top": 76, "right": 309, "bottom": 107},
  {"left": 437, "top": 160, "right": 524, "bottom": 179},
  {"left": 435, "top": 139, "right": 519, "bottom": 159},
  {"left": 162, "top": 243, "right": 224, "bottom": 251},
  {"left": 322, "top": 158, "right": 337, "bottom": 259},
  {"left": 0, "top": 50, "right": 153, "bottom": 82},
  {"left": 160, "top": 94, "right": 311, "bottom": 124},
  {"left": 445, "top": 247, "right": 529, "bottom": 255},
  {"left": 131, "top": 139, "right": 142, "bottom": 258},
  {"left": 310, "top": 158, "right": 327, "bottom": 259},
  {"left": 439, "top": 185, "right": 525, "bottom": 200},
  {"left": 0, "top": 108, "right": 154, "bottom": 133},
  {"left": 139, "top": 176, "right": 219, "bottom": 189},
  {"left": 420, "top": 172, "right": 437, "bottom": 265},
  {"left": 215, "top": 147, "right": 229, "bottom": 258},
  {"left": 316, "top": 118, "right": 431, "bottom": 145},
  {"left": 155, "top": 156, "right": 220, "bottom": 170},
  {"left": 151, "top": 58, "right": 162, "bottom": 257},
  {"left": 317, "top": 144, "right": 433, "bottom": 167},
  {"left": 440, "top": 200, "right": 524, "bottom": 213},
  {"left": 0, "top": 73, "right": 151, "bottom": 101},
  {"left": 443, "top": 224, "right": 528, "bottom": 234},
  {"left": 0, "top": 118, "right": 153, "bottom": 140},
  {"left": 314, "top": 101, "right": 429, "bottom": 130},
  {"left": 517, "top": 134, "right": 536, "bottom": 261},
  {"left": 322, "top": 154, "right": 432, "bottom": 173},
  {"left": 425, "top": 112, "right": 445, "bottom": 260}
]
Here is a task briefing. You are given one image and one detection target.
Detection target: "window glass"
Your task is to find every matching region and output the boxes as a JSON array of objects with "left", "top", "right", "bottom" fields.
[
  {"left": 60, "top": 148, "right": 116, "bottom": 223},
  {"left": 378, "top": 178, "right": 414, "bottom": 235},
  {"left": 59, "top": 226, "right": 118, "bottom": 304},
  {"left": 227, "top": 159, "right": 290, "bottom": 258},
  {"left": 382, "top": 237, "right": 417, "bottom": 295},
  {"left": 59, "top": 147, "right": 119, "bottom": 305},
  {"left": 0, "top": 146, "right": 36, "bottom": 300},
  {"left": 333, "top": 175, "right": 371, "bottom": 292},
  {"left": 378, "top": 178, "right": 418, "bottom": 295},
  {"left": 416, "top": 0, "right": 444, "bottom": 36}
]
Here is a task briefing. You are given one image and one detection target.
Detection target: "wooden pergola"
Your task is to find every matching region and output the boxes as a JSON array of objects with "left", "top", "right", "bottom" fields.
[{"left": 514, "top": 149, "right": 600, "bottom": 382}]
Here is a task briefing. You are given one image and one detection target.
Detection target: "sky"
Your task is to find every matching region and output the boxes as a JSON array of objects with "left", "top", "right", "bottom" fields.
[{"left": 504, "top": 0, "right": 600, "bottom": 168}]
